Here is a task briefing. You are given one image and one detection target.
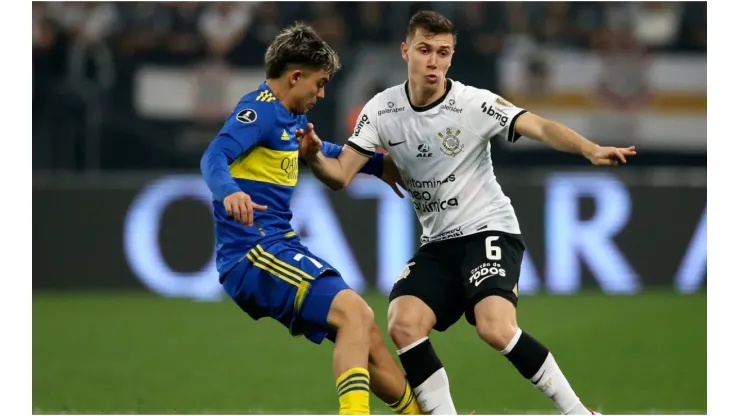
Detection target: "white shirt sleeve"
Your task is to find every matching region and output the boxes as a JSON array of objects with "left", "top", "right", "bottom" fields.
[
  {"left": 346, "top": 96, "right": 381, "bottom": 158},
  {"left": 470, "top": 89, "right": 528, "bottom": 143}
]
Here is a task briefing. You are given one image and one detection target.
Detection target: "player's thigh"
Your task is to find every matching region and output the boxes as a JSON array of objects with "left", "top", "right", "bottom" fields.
[
  {"left": 231, "top": 240, "right": 347, "bottom": 344},
  {"left": 460, "top": 231, "right": 525, "bottom": 326},
  {"left": 220, "top": 253, "right": 299, "bottom": 327},
  {"left": 389, "top": 246, "right": 465, "bottom": 333}
]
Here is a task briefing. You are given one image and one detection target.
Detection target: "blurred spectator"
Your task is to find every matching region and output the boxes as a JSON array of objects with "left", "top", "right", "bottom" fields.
[
  {"left": 114, "top": 2, "right": 170, "bottom": 59},
  {"left": 677, "top": 2, "right": 707, "bottom": 52},
  {"left": 198, "top": 2, "right": 253, "bottom": 62},
  {"left": 633, "top": 2, "right": 684, "bottom": 51},
  {"left": 30, "top": 1, "right": 706, "bottom": 172},
  {"left": 161, "top": 2, "right": 206, "bottom": 64}
]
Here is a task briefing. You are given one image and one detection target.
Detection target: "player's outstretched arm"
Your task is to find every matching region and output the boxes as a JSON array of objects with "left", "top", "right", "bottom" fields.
[
  {"left": 513, "top": 112, "right": 637, "bottom": 166},
  {"left": 318, "top": 140, "right": 406, "bottom": 197},
  {"left": 297, "top": 123, "right": 376, "bottom": 190}
]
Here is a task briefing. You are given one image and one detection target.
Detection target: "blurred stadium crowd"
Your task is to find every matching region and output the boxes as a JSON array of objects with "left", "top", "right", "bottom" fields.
[{"left": 32, "top": 2, "right": 707, "bottom": 172}]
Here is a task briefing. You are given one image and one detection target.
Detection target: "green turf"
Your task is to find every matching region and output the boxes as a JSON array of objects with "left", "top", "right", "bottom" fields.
[{"left": 33, "top": 291, "right": 706, "bottom": 414}]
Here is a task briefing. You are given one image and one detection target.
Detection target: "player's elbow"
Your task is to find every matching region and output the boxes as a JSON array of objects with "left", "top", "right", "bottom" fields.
[{"left": 325, "top": 177, "right": 350, "bottom": 191}]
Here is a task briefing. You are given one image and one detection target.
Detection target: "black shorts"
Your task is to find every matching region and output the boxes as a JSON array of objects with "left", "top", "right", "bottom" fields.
[{"left": 389, "top": 230, "right": 525, "bottom": 332}]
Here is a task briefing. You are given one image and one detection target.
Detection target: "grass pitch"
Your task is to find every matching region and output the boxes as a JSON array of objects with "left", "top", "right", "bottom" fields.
[{"left": 33, "top": 291, "right": 706, "bottom": 414}]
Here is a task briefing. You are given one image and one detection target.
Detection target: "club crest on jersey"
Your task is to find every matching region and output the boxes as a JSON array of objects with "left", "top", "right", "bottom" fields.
[{"left": 438, "top": 127, "right": 464, "bottom": 157}]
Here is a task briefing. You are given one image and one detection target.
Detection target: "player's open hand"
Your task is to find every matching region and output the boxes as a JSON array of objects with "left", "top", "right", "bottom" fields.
[
  {"left": 223, "top": 191, "right": 268, "bottom": 226},
  {"left": 586, "top": 145, "right": 637, "bottom": 166},
  {"left": 296, "top": 123, "right": 323, "bottom": 159},
  {"left": 380, "top": 154, "right": 407, "bottom": 198}
]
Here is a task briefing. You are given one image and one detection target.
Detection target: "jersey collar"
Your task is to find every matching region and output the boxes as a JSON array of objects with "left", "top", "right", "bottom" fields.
[{"left": 404, "top": 78, "right": 453, "bottom": 112}]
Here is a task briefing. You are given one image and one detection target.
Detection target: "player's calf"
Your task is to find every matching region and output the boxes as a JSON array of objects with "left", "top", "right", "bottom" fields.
[
  {"left": 388, "top": 296, "right": 457, "bottom": 415},
  {"left": 474, "top": 296, "right": 594, "bottom": 415},
  {"left": 327, "top": 289, "right": 375, "bottom": 415},
  {"left": 367, "top": 324, "right": 423, "bottom": 415}
]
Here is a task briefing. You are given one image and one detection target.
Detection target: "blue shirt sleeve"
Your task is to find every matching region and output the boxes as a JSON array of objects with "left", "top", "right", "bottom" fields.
[
  {"left": 201, "top": 103, "right": 274, "bottom": 201},
  {"left": 320, "top": 140, "right": 384, "bottom": 177}
]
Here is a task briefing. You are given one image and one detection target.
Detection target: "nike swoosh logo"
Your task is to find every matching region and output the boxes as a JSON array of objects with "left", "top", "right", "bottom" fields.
[
  {"left": 532, "top": 372, "right": 545, "bottom": 385},
  {"left": 474, "top": 276, "right": 490, "bottom": 287},
  {"left": 388, "top": 141, "right": 407, "bottom": 147}
]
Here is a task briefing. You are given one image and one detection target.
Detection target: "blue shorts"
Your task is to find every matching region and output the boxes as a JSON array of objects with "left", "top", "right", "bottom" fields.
[{"left": 220, "top": 237, "right": 350, "bottom": 344}]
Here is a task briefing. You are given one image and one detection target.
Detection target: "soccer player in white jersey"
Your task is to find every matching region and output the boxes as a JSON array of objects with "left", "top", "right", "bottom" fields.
[{"left": 297, "top": 10, "right": 636, "bottom": 416}]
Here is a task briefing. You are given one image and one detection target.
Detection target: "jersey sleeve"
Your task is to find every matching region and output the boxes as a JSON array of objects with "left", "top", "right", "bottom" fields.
[
  {"left": 471, "top": 90, "right": 528, "bottom": 143},
  {"left": 200, "top": 102, "right": 275, "bottom": 201},
  {"left": 346, "top": 96, "right": 381, "bottom": 158}
]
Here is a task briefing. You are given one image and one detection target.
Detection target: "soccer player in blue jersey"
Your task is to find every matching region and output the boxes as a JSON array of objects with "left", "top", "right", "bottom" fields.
[{"left": 200, "top": 24, "right": 421, "bottom": 415}]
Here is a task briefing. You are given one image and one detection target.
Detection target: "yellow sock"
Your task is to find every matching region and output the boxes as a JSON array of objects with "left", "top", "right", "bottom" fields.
[
  {"left": 389, "top": 382, "right": 424, "bottom": 415},
  {"left": 336, "top": 367, "right": 370, "bottom": 415}
]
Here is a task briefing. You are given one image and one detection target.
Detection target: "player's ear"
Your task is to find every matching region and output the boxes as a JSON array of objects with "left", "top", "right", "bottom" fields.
[
  {"left": 400, "top": 42, "right": 409, "bottom": 62},
  {"left": 289, "top": 69, "right": 303, "bottom": 87}
]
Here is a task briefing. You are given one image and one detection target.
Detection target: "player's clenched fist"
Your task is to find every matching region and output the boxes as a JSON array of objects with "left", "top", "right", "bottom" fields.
[{"left": 223, "top": 191, "right": 268, "bottom": 226}]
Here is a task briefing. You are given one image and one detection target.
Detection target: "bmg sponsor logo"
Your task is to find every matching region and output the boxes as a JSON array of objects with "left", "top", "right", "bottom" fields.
[
  {"left": 480, "top": 102, "right": 509, "bottom": 127},
  {"left": 354, "top": 114, "right": 370, "bottom": 136}
]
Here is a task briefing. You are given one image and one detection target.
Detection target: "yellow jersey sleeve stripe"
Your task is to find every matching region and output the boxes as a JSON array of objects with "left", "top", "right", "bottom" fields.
[
  {"left": 229, "top": 146, "right": 299, "bottom": 187},
  {"left": 249, "top": 248, "right": 308, "bottom": 283},
  {"left": 256, "top": 244, "right": 315, "bottom": 281},
  {"left": 246, "top": 251, "right": 300, "bottom": 287}
]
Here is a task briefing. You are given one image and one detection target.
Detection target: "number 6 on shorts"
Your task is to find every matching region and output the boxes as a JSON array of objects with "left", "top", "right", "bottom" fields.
[{"left": 485, "top": 235, "right": 501, "bottom": 261}]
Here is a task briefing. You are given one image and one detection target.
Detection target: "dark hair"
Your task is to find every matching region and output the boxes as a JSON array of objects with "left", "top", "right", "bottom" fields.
[
  {"left": 405, "top": 10, "right": 456, "bottom": 43},
  {"left": 264, "top": 23, "right": 342, "bottom": 79}
]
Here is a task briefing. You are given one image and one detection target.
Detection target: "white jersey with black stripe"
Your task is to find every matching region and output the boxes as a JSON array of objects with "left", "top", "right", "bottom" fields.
[{"left": 347, "top": 79, "right": 527, "bottom": 245}]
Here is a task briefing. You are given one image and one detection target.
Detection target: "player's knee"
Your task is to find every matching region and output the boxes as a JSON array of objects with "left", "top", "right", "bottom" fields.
[
  {"left": 387, "top": 299, "right": 434, "bottom": 348},
  {"left": 330, "top": 289, "right": 375, "bottom": 332},
  {"left": 476, "top": 317, "right": 518, "bottom": 351}
]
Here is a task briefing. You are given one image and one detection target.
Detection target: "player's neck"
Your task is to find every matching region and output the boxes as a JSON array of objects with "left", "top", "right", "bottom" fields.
[
  {"left": 407, "top": 77, "right": 447, "bottom": 108},
  {"left": 265, "top": 79, "right": 297, "bottom": 113}
]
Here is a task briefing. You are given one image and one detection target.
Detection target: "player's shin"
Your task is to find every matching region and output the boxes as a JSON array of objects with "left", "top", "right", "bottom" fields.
[
  {"left": 329, "top": 291, "right": 374, "bottom": 415},
  {"left": 476, "top": 297, "right": 592, "bottom": 415},
  {"left": 499, "top": 328, "right": 592, "bottom": 415},
  {"left": 396, "top": 337, "right": 457, "bottom": 415},
  {"left": 367, "top": 325, "right": 423, "bottom": 415},
  {"left": 389, "top": 297, "right": 457, "bottom": 415}
]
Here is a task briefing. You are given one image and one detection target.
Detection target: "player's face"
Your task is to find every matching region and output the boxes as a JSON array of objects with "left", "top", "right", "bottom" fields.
[
  {"left": 402, "top": 30, "right": 454, "bottom": 91},
  {"left": 289, "top": 68, "right": 329, "bottom": 114}
]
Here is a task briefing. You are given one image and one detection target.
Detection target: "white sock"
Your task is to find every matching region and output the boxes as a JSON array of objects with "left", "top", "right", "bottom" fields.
[
  {"left": 411, "top": 368, "right": 457, "bottom": 415},
  {"left": 529, "top": 352, "right": 591, "bottom": 415},
  {"left": 398, "top": 338, "right": 457, "bottom": 415}
]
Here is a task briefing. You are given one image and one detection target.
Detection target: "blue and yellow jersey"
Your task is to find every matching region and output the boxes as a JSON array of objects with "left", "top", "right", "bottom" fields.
[{"left": 201, "top": 82, "right": 376, "bottom": 276}]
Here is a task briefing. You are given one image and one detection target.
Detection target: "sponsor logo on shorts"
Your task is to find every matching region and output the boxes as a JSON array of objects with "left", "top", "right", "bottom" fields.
[{"left": 469, "top": 262, "right": 507, "bottom": 287}]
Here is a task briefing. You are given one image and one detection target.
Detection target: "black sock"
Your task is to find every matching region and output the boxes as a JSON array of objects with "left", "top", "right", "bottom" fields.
[
  {"left": 397, "top": 338, "right": 443, "bottom": 388},
  {"left": 503, "top": 330, "right": 550, "bottom": 379}
]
